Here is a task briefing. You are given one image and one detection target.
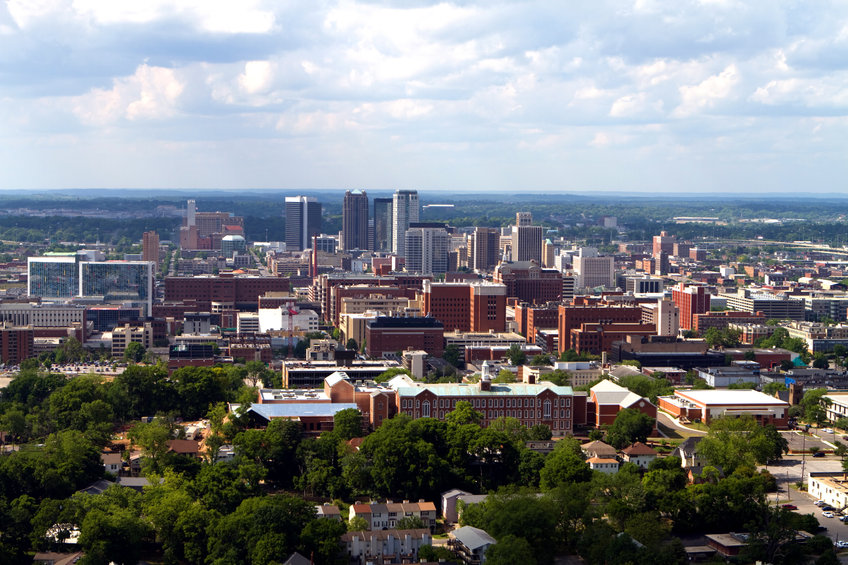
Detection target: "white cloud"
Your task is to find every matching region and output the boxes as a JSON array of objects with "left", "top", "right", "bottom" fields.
[
  {"left": 673, "top": 64, "right": 739, "bottom": 117},
  {"left": 73, "top": 64, "right": 184, "bottom": 125}
]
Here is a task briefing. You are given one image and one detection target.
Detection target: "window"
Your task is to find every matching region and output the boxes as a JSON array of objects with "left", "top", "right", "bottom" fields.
[
  {"left": 422, "top": 401, "right": 430, "bottom": 418},
  {"left": 544, "top": 400, "right": 551, "bottom": 418}
]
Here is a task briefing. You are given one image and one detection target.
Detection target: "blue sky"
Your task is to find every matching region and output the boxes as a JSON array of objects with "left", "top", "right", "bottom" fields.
[{"left": 1, "top": 1, "right": 846, "bottom": 192}]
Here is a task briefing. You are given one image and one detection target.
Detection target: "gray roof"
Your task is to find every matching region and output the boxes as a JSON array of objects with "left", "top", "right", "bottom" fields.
[
  {"left": 283, "top": 552, "right": 312, "bottom": 565},
  {"left": 246, "top": 402, "right": 359, "bottom": 421},
  {"left": 452, "top": 525, "right": 496, "bottom": 551},
  {"left": 395, "top": 381, "right": 572, "bottom": 398}
]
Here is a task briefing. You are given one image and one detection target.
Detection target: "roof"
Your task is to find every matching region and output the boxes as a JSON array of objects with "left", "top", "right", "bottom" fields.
[
  {"left": 590, "top": 379, "right": 646, "bottom": 408},
  {"left": 622, "top": 442, "right": 658, "bottom": 456},
  {"left": 167, "top": 439, "right": 201, "bottom": 454},
  {"left": 395, "top": 381, "right": 573, "bottom": 398},
  {"left": 246, "top": 402, "right": 359, "bottom": 421},
  {"left": 675, "top": 389, "right": 789, "bottom": 407},
  {"left": 581, "top": 440, "right": 617, "bottom": 457},
  {"left": 324, "top": 371, "right": 349, "bottom": 387},
  {"left": 100, "top": 452, "right": 122, "bottom": 464},
  {"left": 442, "top": 489, "right": 471, "bottom": 499},
  {"left": 451, "top": 525, "right": 496, "bottom": 550},
  {"left": 587, "top": 457, "right": 619, "bottom": 464},
  {"left": 78, "top": 479, "right": 113, "bottom": 495},
  {"left": 33, "top": 552, "right": 84, "bottom": 565},
  {"left": 341, "top": 529, "right": 431, "bottom": 542},
  {"left": 283, "top": 552, "right": 312, "bottom": 565}
]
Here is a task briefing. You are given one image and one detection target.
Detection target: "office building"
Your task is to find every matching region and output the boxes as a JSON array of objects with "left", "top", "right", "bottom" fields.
[
  {"left": 342, "top": 189, "right": 369, "bottom": 251},
  {"left": 720, "top": 289, "right": 804, "bottom": 321},
  {"left": 652, "top": 231, "right": 676, "bottom": 255},
  {"left": 404, "top": 223, "right": 450, "bottom": 275},
  {"left": 391, "top": 190, "right": 419, "bottom": 256},
  {"left": 142, "top": 231, "right": 160, "bottom": 266},
  {"left": 494, "top": 261, "right": 562, "bottom": 304},
  {"left": 221, "top": 235, "right": 246, "bottom": 257},
  {"left": 0, "top": 325, "right": 34, "bottom": 365},
  {"left": 511, "top": 212, "right": 543, "bottom": 263},
  {"left": 80, "top": 261, "right": 154, "bottom": 315},
  {"left": 285, "top": 196, "right": 322, "bottom": 252},
  {"left": 365, "top": 316, "right": 444, "bottom": 357},
  {"left": 421, "top": 280, "right": 507, "bottom": 333},
  {"left": 558, "top": 302, "right": 643, "bottom": 354},
  {"left": 373, "top": 197, "right": 393, "bottom": 252},
  {"left": 470, "top": 227, "right": 500, "bottom": 272},
  {"left": 625, "top": 275, "right": 663, "bottom": 294},
  {"left": 672, "top": 283, "right": 711, "bottom": 331},
  {"left": 28, "top": 254, "right": 79, "bottom": 298},
  {"left": 641, "top": 299, "right": 679, "bottom": 337},
  {"left": 573, "top": 247, "right": 615, "bottom": 290}
]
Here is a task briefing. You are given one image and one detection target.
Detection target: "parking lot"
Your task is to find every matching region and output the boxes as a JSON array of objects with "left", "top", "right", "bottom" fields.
[{"left": 783, "top": 430, "right": 834, "bottom": 453}]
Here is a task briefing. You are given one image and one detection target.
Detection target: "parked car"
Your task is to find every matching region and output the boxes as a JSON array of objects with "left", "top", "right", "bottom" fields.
[
  {"left": 823, "top": 511, "right": 835, "bottom": 518},
  {"left": 816, "top": 500, "right": 827, "bottom": 506},
  {"left": 822, "top": 505, "right": 836, "bottom": 512},
  {"left": 837, "top": 540, "right": 848, "bottom": 548},
  {"left": 813, "top": 451, "right": 826, "bottom": 457},
  {"left": 823, "top": 428, "right": 834, "bottom": 434},
  {"left": 782, "top": 504, "right": 798, "bottom": 510}
]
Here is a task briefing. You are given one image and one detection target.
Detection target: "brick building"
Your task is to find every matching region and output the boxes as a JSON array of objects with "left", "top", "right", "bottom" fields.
[
  {"left": 672, "top": 283, "right": 711, "bottom": 331},
  {"left": 365, "top": 316, "right": 445, "bottom": 358},
  {"left": 692, "top": 311, "right": 766, "bottom": 335},
  {"left": 493, "top": 261, "right": 562, "bottom": 304},
  {"left": 658, "top": 389, "right": 789, "bottom": 428},
  {"left": 570, "top": 322, "right": 657, "bottom": 355},
  {"left": 558, "top": 301, "right": 643, "bottom": 354},
  {"left": 420, "top": 280, "right": 506, "bottom": 333},
  {"left": 514, "top": 303, "right": 559, "bottom": 344},
  {"left": 164, "top": 275, "right": 289, "bottom": 310},
  {"left": 0, "top": 325, "right": 34, "bottom": 365}
]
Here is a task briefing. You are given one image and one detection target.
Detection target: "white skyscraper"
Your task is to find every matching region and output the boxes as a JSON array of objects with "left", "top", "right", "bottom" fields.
[{"left": 391, "top": 190, "right": 419, "bottom": 256}]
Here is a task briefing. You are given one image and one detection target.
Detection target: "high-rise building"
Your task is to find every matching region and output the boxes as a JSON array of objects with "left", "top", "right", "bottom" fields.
[
  {"left": 652, "top": 231, "right": 676, "bottom": 256},
  {"left": 342, "top": 190, "right": 369, "bottom": 251},
  {"left": 471, "top": 227, "right": 500, "bottom": 272},
  {"left": 672, "top": 283, "right": 711, "bottom": 331},
  {"left": 142, "top": 231, "right": 160, "bottom": 266},
  {"left": 285, "top": 196, "right": 322, "bottom": 252},
  {"left": 373, "top": 198, "right": 393, "bottom": 253},
  {"left": 391, "top": 190, "right": 419, "bottom": 256},
  {"left": 404, "top": 223, "right": 450, "bottom": 275},
  {"left": 80, "top": 261, "right": 154, "bottom": 315},
  {"left": 573, "top": 247, "right": 615, "bottom": 290},
  {"left": 186, "top": 199, "right": 196, "bottom": 227},
  {"left": 27, "top": 254, "right": 80, "bottom": 298},
  {"left": 511, "top": 213, "right": 543, "bottom": 263}
]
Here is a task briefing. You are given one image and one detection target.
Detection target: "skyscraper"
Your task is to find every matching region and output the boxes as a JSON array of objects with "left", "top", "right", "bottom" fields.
[
  {"left": 404, "top": 223, "right": 449, "bottom": 275},
  {"left": 373, "top": 197, "right": 393, "bottom": 252},
  {"left": 285, "top": 196, "right": 322, "bottom": 252},
  {"left": 142, "top": 231, "right": 159, "bottom": 266},
  {"left": 392, "top": 190, "right": 419, "bottom": 256},
  {"left": 511, "top": 222, "right": 543, "bottom": 262},
  {"left": 342, "top": 190, "right": 369, "bottom": 251},
  {"left": 471, "top": 227, "right": 500, "bottom": 272}
]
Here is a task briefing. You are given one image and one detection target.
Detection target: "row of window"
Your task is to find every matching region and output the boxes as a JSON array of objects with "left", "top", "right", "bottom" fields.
[{"left": 401, "top": 396, "right": 572, "bottom": 410}]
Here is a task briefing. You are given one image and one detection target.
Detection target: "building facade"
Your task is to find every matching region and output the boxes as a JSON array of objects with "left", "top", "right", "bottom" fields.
[
  {"left": 391, "top": 190, "right": 419, "bottom": 256},
  {"left": 342, "top": 189, "right": 369, "bottom": 251},
  {"left": 285, "top": 196, "right": 322, "bottom": 252}
]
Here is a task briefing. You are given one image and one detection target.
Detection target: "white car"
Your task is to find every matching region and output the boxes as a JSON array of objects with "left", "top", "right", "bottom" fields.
[
  {"left": 837, "top": 540, "right": 848, "bottom": 549},
  {"left": 823, "top": 428, "right": 835, "bottom": 434},
  {"left": 823, "top": 511, "right": 835, "bottom": 518}
]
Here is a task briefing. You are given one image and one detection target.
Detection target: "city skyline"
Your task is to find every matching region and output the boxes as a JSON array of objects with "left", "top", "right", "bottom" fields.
[{"left": 1, "top": 2, "right": 846, "bottom": 193}]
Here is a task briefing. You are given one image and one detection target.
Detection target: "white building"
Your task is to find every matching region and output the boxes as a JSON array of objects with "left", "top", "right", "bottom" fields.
[
  {"left": 391, "top": 190, "right": 419, "bottom": 256},
  {"left": 258, "top": 306, "right": 319, "bottom": 333},
  {"left": 573, "top": 247, "right": 615, "bottom": 290}
]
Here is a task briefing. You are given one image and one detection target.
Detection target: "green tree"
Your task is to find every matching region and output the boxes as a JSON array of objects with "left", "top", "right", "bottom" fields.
[
  {"left": 445, "top": 401, "right": 483, "bottom": 427},
  {"left": 530, "top": 354, "right": 552, "bottom": 366},
  {"left": 346, "top": 338, "right": 358, "bottom": 351},
  {"left": 396, "top": 515, "right": 425, "bottom": 529},
  {"left": 697, "top": 416, "right": 788, "bottom": 474},
  {"left": 540, "top": 439, "right": 592, "bottom": 489},
  {"left": 605, "top": 408, "right": 655, "bottom": 449},
  {"left": 123, "top": 341, "right": 146, "bottom": 363},
  {"left": 506, "top": 344, "right": 527, "bottom": 366},
  {"left": 544, "top": 369, "right": 571, "bottom": 386},
  {"left": 333, "top": 408, "right": 363, "bottom": 440},
  {"left": 418, "top": 545, "right": 455, "bottom": 562},
  {"left": 485, "top": 534, "right": 536, "bottom": 565},
  {"left": 800, "top": 388, "right": 831, "bottom": 427},
  {"left": 493, "top": 369, "right": 516, "bottom": 383},
  {"left": 348, "top": 516, "right": 369, "bottom": 531},
  {"left": 443, "top": 344, "right": 462, "bottom": 367}
]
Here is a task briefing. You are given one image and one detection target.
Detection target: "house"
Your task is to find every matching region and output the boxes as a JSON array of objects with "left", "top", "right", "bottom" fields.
[
  {"left": 455, "top": 494, "right": 489, "bottom": 524},
  {"left": 587, "top": 456, "right": 619, "bottom": 474},
  {"left": 315, "top": 504, "right": 342, "bottom": 520},
  {"left": 340, "top": 529, "right": 431, "bottom": 564},
  {"left": 581, "top": 440, "right": 617, "bottom": 460},
  {"left": 705, "top": 533, "right": 749, "bottom": 558},
  {"left": 449, "top": 525, "right": 496, "bottom": 565},
  {"left": 588, "top": 379, "right": 657, "bottom": 428},
  {"left": 101, "top": 452, "right": 122, "bottom": 476},
  {"left": 671, "top": 436, "right": 704, "bottom": 469},
  {"left": 349, "top": 500, "right": 437, "bottom": 531},
  {"left": 282, "top": 553, "right": 311, "bottom": 565},
  {"left": 33, "top": 552, "right": 84, "bottom": 565},
  {"left": 441, "top": 489, "right": 472, "bottom": 523},
  {"left": 166, "top": 439, "right": 202, "bottom": 459},
  {"left": 620, "top": 442, "right": 658, "bottom": 469}
]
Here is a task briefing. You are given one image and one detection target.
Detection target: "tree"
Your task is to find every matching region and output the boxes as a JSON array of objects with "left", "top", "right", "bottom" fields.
[
  {"left": 374, "top": 367, "right": 412, "bottom": 383},
  {"left": 396, "top": 515, "right": 425, "bottom": 529},
  {"left": 544, "top": 369, "right": 571, "bottom": 386},
  {"left": 762, "top": 382, "right": 787, "bottom": 396},
  {"left": 333, "top": 408, "right": 363, "bottom": 440},
  {"left": 484, "top": 534, "right": 536, "bottom": 565},
  {"left": 128, "top": 419, "right": 172, "bottom": 475},
  {"left": 418, "top": 545, "right": 455, "bottom": 562},
  {"left": 800, "top": 388, "right": 831, "bottom": 427},
  {"left": 530, "top": 354, "right": 552, "bottom": 366},
  {"left": 446, "top": 401, "right": 483, "bottom": 427},
  {"left": 697, "top": 416, "right": 788, "bottom": 474},
  {"left": 345, "top": 338, "right": 358, "bottom": 351},
  {"left": 443, "top": 344, "right": 462, "bottom": 367},
  {"left": 605, "top": 408, "right": 655, "bottom": 449},
  {"left": 123, "top": 341, "right": 146, "bottom": 363},
  {"left": 494, "top": 369, "right": 516, "bottom": 383},
  {"left": 348, "top": 516, "right": 369, "bottom": 531},
  {"left": 813, "top": 353, "right": 829, "bottom": 369},
  {"left": 540, "top": 439, "right": 592, "bottom": 489},
  {"left": 506, "top": 344, "right": 526, "bottom": 366}
]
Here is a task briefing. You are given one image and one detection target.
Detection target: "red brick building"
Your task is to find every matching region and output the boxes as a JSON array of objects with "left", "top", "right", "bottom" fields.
[
  {"left": 672, "top": 283, "right": 711, "bottom": 331},
  {"left": 365, "top": 316, "right": 445, "bottom": 358},
  {"left": 332, "top": 285, "right": 419, "bottom": 326},
  {"left": 557, "top": 302, "right": 643, "bottom": 354},
  {"left": 692, "top": 311, "right": 766, "bottom": 335},
  {"left": 570, "top": 322, "right": 657, "bottom": 355},
  {"left": 164, "top": 275, "right": 289, "bottom": 310},
  {"left": 421, "top": 281, "right": 506, "bottom": 333},
  {"left": 493, "top": 261, "right": 562, "bottom": 304},
  {"left": 588, "top": 379, "right": 657, "bottom": 428},
  {"left": 0, "top": 326, "right": 34, "bottom": 364},
  {"left": 658, "top": 389, "right": 789, "bottom": 428},
  {"left": 515, "top": 303, "right": 559, "bottom": 343}
]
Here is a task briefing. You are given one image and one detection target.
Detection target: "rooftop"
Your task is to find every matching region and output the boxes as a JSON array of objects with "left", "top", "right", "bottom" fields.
[{"left": 675, "top": 389, "right": 789, "bottom": 407}]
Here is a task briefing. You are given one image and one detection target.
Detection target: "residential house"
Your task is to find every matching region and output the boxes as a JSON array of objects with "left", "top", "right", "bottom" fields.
[
  {"left": 621, "top": 442, "right": 659, "bottom": 469},
  {"left": 348, "top": 500, "right": 437, "bottom": 531},
  {"left": 581, "top": 440, "right": 617, "bottom": 460},
  {"left": 101, "top": 452, "right": 122, "bottom": 476},
  {"left": 315, "top": 504, "right": 342, "bottom": 520},
  {"left": 587, "top": 457, "right": 619, "bottom": 474},
  {"left": 441, "top": 489, "right": 472, "bottom": 523},
  {"left": 340, "top": 529, "right": 431, "bottom": 564},
  {"left": 449, "top": 525, "right": 496, "bottom": 565}
]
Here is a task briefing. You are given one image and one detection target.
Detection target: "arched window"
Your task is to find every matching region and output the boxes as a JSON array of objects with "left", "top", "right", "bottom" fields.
[
  {"left": 543, "top": 399, "right": 551, "bottom": 418},
  {"left": 422, "top": 401, "right": 430, "bottom": 418}
]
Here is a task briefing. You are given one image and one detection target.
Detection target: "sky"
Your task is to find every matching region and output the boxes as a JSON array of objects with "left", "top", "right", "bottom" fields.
[{"left": 1, "top": 1, "right": 846, "bottom": 193}]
